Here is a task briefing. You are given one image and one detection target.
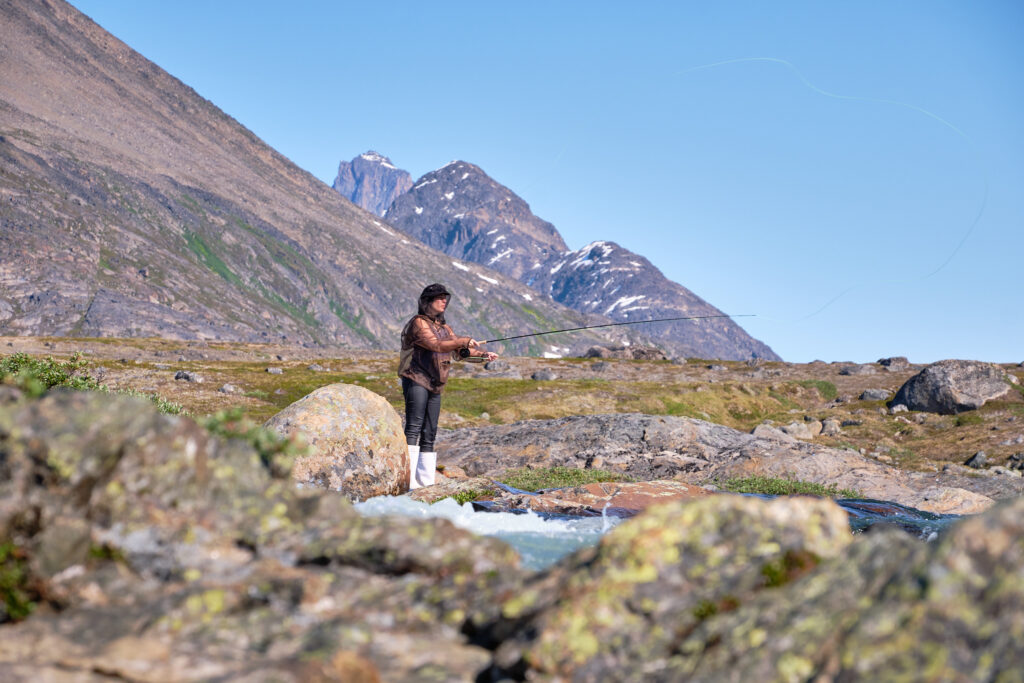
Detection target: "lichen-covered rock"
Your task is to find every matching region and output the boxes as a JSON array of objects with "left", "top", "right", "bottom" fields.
[
  {"left": 891, "top": 359, "right": 1011, "bottom": 414},
  {"left": 264, "top": 383, "right": 407, "bottom": 500},
  {"left": 0, "top": 392, "right": 525, "bottom": 681},
  {"left": 485, "top": 495, "right": 853, "bottom": 679}
]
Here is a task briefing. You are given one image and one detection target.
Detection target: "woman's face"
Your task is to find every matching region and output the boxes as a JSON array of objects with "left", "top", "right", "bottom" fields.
[{"left": 426, "top": 295, "right": 447, "bottom": 316}]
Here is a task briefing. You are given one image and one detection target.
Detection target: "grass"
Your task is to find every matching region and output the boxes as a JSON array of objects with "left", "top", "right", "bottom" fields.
[
  {"left": 498, "top": 466, "right": 633, "bottom": 492},
  {"left": 183, "top": 231, "right": 245, "bottom": 289},
  {"left": 715, "top": 476, "right": 860, "bottom": 499},
  {"left": 0, "top": 352, "right": 184, "bottom": 414},
  {"left": 0, "top": 542, "right": 36, "bottom": 623},
  {"left": 795, "top": 379, "right": 838, "bottom": 402},
  {"left": 954, "top": 413, "right": 984, "bottom": 427}
]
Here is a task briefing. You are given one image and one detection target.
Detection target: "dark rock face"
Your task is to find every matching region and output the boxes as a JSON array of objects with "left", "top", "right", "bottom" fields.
[
  {"left": 384, "top": 162, "right": 779, "bottom": 361},
  {"left": 386, "top": 161, "right": 568, "bottom": 281},
  {"left": 332, "top": 151, "right": 413, "bottom": 216},
  {"left": 892, "top": 359, "right": 1011, "bottom": 414}
]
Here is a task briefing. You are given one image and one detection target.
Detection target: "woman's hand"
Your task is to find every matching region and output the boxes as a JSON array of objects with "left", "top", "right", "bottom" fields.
[
  {"left": 467, "top": 338, "right": 481, "bottom": 349},
  {"left": 483, "top": 351, "right": 498, "bottom": 362}
]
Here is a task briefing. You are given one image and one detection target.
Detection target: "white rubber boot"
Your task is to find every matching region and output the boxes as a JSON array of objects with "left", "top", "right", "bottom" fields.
[
  {"left": 416, "top": 451, "right": 437, "bottom": 487},
  {"left": 407, "top": 445, "right": 421, "bottom": 490}
]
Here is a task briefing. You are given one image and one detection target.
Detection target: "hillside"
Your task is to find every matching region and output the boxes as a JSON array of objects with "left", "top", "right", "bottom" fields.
[{"left": 0, "top": 0, "right": 626, "bottom": 355}]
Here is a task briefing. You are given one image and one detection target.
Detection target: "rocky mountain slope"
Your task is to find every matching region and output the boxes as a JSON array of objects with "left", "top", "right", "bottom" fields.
[
  {"left": 332, "top": 151, "right": 412, "bottom": 216},
  {"left": 382, "top": 160, "right": 779, "bottom": 360},
  {"left": 0, "top": 0, "right": 625, "bottom": 354}
]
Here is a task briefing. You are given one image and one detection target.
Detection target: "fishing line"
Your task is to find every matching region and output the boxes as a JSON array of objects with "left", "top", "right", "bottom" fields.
[{"left": 679, "top": 56, "right": 989, "bottom": 321}]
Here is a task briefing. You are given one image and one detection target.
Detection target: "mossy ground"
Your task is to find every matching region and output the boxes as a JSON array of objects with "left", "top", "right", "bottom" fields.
[
  {"left": 715, "top": 476, "right": 861, "bottom": 499},
  {"left": 3, "top": 336, "right": 1023, "bottom": 472}
]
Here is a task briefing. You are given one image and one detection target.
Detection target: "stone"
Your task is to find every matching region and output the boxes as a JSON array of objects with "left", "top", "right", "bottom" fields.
[
  {"left": 264, "top": 383, "right": 407, "bottom": 500},
  {"left": 530, "top": 370, "right": 558, "bottom": 381},
  {"left": 780, "top": 420, "right": 823, "bottom": 439},
  {"left": 840, "top": 364, "right": 876, "bottom": 375},
  {"left": 821, "top": 417, "right": 842, "bottom": 436},
  {"left": 173, "top": 370, "right": 201, "bottom": 382},
  {"left": 889, "top": 404, "right": 909, "bottom": 414},
  {"left": 751, "top": 424, "right": 797, "bottom": 442},
  {"left": 878, "top": 356, "right": 910, "bottom": 371},
  {"left": 266, "top": 367, "right": 283, "bottom": 374},
  {"left": 965, "top": 451, "right": 988, "bottom": 469},
  {"left": 307, "top": 363, "right": 326, "bottom": 372},
  {"left": 841, "top": 419, "right": 863, "bottom": 427},
  {"left": 218, "top": 383, "right": 240, "bottom": 394},
  {"left": 707, "top": 364, "right": 727, "bottom": 371},
  {"left": 860, "top": 388, "right": 891, "bottom": 401},
  {"left": 891, "top": 359, "right": 1011, "bottom": 415},
  {"left": 1009, "top": 453, "right": 1024, "bottom": 471}
]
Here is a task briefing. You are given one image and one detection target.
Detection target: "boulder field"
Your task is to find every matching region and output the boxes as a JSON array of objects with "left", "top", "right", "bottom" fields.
[{"left": 1, "top": 391, "right": 1023, "bottom": 680}]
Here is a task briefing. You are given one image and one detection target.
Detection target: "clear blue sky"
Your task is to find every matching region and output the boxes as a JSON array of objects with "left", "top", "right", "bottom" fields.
[{"left": 70, "top": 1, "right": 1024, "bottom": 363}]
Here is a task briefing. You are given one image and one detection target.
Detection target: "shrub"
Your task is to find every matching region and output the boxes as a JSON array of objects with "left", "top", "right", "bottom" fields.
[{"left": 202, "top": 407, "right": 308, "bottom": 477}]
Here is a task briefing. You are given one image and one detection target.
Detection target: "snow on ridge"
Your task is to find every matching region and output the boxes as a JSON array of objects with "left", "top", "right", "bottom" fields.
[
  {"left": 444, "top": 192, "right": 454, "bottom": 200},
  {"left": 486, "top": 228, "right": 499, "bottom": 235},
  {"left": 488, "top": 248, "right": 513, "bottom": 265},
  {"left": 414, "top": 178, "right": 438, "bottom": 190},
  {"left": 491, "top": 235, "right": 507, "bottom": 248},
  {"left": 477, "top": 273, "right": 499, "bottom": 285},
  {"left": 461, "top": 172, "right": 470, "bottom": 180},
  {"left": 531, "top": 262, "right": 541, "bottom": 269},
  {"left": 442, "top": 160, "right": 459, "bottom": 169},
  {"left": 372, "top": 221, "right": 394, "bottom": 236},
  {"left": 452, "top": 261, "right": 470, "bottom": 272},
  {"left": 521, "top": 293, "right": 533, "bottom": 301},
  {"left": 549, "top": 260, "right": 566, "bottom": 275},
  {"left": 414, "top": 207, "right": 424, "bottom": 215},
  {"left": 629, "top": 261, "right": 642, "bottom": 267}
]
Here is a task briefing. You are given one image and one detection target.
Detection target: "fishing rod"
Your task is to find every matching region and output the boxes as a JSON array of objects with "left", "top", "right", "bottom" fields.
[{"left": 459, "top": 314, "right": 754, "bottom": 358}]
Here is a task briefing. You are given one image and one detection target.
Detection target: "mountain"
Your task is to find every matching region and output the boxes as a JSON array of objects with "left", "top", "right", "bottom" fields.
[
  {"left": 332, "top": 151, "right": 412, "bottom": 217},
  {"left": 383, "top": 162, "right": 780, "bottom": 360},
  {"left": 385, "top": 161, "right": 568, "bottom": 281},
  {"left": 0, "top": 0, "right": 629, "bottom": 355}
]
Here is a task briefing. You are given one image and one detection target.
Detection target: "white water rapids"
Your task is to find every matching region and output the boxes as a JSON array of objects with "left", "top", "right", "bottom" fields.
[{"left": 354, "top": 496, "right": 625, "bottom": 570}]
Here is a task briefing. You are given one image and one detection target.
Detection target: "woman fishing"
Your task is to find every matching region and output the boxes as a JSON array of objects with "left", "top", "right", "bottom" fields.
[{"left": 399, "top": 283, "right": 497, "bottom": 489}]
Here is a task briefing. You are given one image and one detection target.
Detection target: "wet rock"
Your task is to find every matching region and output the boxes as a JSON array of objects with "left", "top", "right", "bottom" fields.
[
  {"left": 891, "top": 359, "right": 1011, "bottom": 414},
  {"left": 264, "top": 383, "right": 407, "bottom": 500},
  {"left": 860, "top": 388, "right": 891, "bottom": 401},
  {"left": 173, "top": 370, "right": 201, "bottom": 382},
  {"left": 965, "top": 451, "right": 988, "bottom": 469}
]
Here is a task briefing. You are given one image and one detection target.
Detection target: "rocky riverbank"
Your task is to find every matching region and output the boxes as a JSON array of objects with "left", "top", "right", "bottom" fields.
[{"left": 2, "top": 390, "right": 1023, "bottom": 680}]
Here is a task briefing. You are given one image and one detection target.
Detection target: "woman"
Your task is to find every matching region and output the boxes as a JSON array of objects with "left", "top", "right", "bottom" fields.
[{"left": 399, "top": 283, "right": 497, "bottom": 489}]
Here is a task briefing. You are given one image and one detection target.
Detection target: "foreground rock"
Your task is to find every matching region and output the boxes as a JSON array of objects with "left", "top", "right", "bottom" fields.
[
  {"left": 474, "top": 495, "right": 1024, "bottom": 681},
  {"left": 438, "top": 413, "right": 1014, "bottom": 514},
  {"left": 264, "top": 383, "right": 407, "bottom": 500},
  {"left": 3, "top": 392, "right": 1023, "bottom": 681},
  {"left": 891, "top": 359, "right": 1012, "bottom": 414},
  {"left": 0, "top": 392, "right": 521, "bottom": 680}
]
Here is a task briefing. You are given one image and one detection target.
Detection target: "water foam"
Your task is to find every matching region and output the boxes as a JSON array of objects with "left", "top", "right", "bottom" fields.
[{"left": 355, "top": 496, "right": 623, "bottom": 570}]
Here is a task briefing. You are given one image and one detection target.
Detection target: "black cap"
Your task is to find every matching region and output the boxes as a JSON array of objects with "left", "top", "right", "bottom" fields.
[{"left": 420, "top": 283, "right": 451, "bottom": 300}]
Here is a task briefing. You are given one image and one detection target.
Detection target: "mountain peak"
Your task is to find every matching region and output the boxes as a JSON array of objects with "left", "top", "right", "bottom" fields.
[{"left": 333, "top": 152, "right": 412, "bottom": 216}]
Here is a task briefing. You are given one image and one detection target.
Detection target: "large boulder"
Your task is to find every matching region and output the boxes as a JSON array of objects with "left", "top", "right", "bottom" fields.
[
  {"left": 891, "top": 359, "right": 1011, "bottom": 414},
  {"left": 264, "top": 383, "right": 407, "bottom": 500}
]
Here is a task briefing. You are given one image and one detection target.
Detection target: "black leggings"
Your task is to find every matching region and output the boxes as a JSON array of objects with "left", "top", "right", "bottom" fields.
[{"left": 402, "top": 378, "right": 441, "bottom": 452}]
